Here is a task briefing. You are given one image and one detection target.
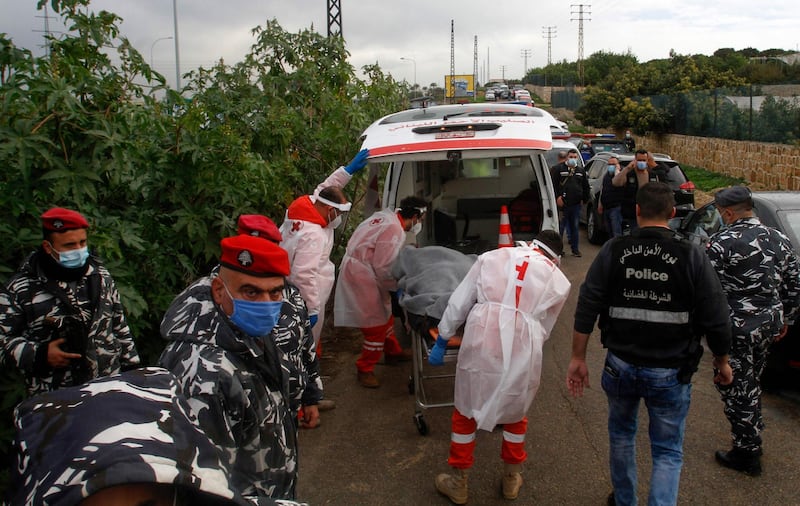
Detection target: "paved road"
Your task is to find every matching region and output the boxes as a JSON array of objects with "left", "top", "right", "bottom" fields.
[{"left": 297, "top": 230, "right": 800, "bottom": 505}]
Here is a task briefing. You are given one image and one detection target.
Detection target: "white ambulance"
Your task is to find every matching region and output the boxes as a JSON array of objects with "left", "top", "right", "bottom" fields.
[{"left": 358, "top": 103, "right": 560, "bottom": 252}]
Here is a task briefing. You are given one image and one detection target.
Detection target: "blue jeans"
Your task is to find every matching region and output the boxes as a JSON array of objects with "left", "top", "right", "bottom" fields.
[
  {"left": 605, "top": 206, "right": 623, "bottom": 238},
  {"left": 602, "top": 352, "right": 692, "bottom": 506},
  {"left": 559, "top": 203, "right": 581, "bottom": 253}
]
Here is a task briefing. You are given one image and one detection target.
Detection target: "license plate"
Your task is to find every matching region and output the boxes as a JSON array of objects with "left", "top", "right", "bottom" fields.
[{"left": 435, "top": 130, "right": 475, "bottom": 139}]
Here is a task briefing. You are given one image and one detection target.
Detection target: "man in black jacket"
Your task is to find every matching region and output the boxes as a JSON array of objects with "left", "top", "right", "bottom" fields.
[
  {"left": 567, "top": 182, "right": 732, "bottom": 506},
  {"left": 550, "top": 149, "right": 590, "bottom": 256}
]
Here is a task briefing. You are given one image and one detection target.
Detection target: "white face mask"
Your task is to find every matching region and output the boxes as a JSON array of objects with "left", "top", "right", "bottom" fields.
[
  {"left": 329, "top": 214, "right": 343, "bottom": 229},
  {"left": 410, "top": 221, "right": 422, "bottom": 236},
  {"left": 327, "top": 209, "right": 343, "bottom": 229}
]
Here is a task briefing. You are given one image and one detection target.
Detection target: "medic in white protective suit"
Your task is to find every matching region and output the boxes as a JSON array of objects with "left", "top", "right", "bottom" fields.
[
  {"left": 429, "top": 230, "right": 571, "bottom": 504},
  {"left": 334, "top": 196, "right": 429, "bottom": 389},
  {"left": 279, "top": 149, "right": 369, "bottom": 349}
]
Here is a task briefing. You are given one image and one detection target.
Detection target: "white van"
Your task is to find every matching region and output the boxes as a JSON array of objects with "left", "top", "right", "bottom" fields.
[{"left": 358, "top": 103, "right": 559, "bottom": 253}]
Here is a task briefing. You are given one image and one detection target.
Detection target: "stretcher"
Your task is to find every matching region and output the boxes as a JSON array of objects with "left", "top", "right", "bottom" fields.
[
  {"left": 392, "top": 245, "right": 477, "bottom": 435},
  {"left": 405, "top": 313, "right": 461, "bottom": 435}
]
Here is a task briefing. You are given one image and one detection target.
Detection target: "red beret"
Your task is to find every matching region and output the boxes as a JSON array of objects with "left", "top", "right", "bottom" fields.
[
  {"left": 237, "top": 214, "right": 282, "bottom": 243},
  {"left": 41, "top": 207, "right": 90, "bottom": 232},
  {"left": 220, "top": 235, "right": 290, "bottom": 278}
]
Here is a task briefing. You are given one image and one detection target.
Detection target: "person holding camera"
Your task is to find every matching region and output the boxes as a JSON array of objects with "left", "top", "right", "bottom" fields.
[
  {"left": 0, "top": 207, "right": 139, "bottom": 398},
  {"left": 567, "top": 183, "right": 732, "bottom": 506}
]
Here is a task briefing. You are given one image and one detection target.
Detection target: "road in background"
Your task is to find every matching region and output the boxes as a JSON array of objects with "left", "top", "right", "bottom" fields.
[{"left": 297, "top": 229, "right": 800, "bottom": 505}]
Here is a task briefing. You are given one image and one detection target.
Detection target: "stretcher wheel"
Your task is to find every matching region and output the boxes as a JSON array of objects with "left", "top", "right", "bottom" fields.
[
  {"left": 414, "top": 412, "right": 429, "bottom": 435},
  {"left": 408, "top": 375, "right": 414, "bottom": 395}
]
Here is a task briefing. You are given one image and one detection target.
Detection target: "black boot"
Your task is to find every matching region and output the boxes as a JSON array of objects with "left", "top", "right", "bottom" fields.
[{"left": 715, "top": 447, "right": 762, "bottom": 476}]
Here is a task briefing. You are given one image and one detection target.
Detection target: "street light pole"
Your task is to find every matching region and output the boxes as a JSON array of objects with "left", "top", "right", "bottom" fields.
[
  {"left": 400, "top": 57, "right": 416, "bottom": 97},
  {"left": 150, "top": 36, "right": 173, "bottom": 69},
  {"left": 172, "top": 0, "right": 181, "bottom": 90}
]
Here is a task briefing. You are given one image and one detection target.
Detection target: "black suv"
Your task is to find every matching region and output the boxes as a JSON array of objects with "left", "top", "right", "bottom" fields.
[{"left": 580, "top": 152, "right": 695, "bottom": 244}]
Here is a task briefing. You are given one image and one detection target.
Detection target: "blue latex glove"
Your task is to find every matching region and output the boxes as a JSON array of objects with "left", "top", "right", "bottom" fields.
[
  {"left": 395, "top": 288, "right": 404, "bottom": 300},
  {"left": 428, "top": 336, "right": 448, "bottom": 366},
  {"left": 309, "top": 314, "right": 318, "bottom": 327},
  {"left": 344, "top": 149, "right": 370, "bottom": 175}
]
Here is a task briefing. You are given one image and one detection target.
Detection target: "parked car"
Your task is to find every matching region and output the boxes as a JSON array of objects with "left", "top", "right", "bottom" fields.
[
  {"left": 580, "top": 152, "right": 695, "bottom": 244},
  {"left": 484, "top": 90, "right": 496, "bottom": 101},
  {"left": 586, "top": 137, "right": 630, "bottom": 155},
  {"left": 358, "top": 103, "right": 560, "bottom": 252},
  {"left": 672, "top": 191, "right": 800, "bottom": 392}
]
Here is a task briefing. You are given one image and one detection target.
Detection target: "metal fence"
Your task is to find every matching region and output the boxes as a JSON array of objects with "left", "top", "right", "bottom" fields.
[
  {"left": 556, "top": 85, "right": 800, "bottom": 145},
  {"left": 648, "top": 87, "right": 800, "bottom": 144}
]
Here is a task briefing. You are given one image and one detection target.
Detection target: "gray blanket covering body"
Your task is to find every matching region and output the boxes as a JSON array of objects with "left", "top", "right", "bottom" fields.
[{"left": 391, "top": 246, "right": 477, "bottom": 320}]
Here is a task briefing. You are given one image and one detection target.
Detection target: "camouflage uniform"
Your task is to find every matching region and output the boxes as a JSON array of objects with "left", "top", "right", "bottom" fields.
[
  {"left": 11, "top": 367, "right": 306, "bottom": 506},
  {"left": 275, "top": 283, "right": 324, "bottom": 413},
  {"left": 208, "top": 265, "right": 324, "bottom": 414},
  {"left": 0, "top": 249, "right": 139, "bottom": 397},
  {"left": 707, "top": 216, "right": 800, "bottom": 452},
  {"left": 158, "top": 273, "right": 300, "bottom": 501}
]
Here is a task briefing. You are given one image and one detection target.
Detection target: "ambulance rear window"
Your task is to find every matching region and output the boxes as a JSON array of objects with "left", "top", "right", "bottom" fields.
[{"left": 379, "top": 105, "right": 545, "bottom": 125}]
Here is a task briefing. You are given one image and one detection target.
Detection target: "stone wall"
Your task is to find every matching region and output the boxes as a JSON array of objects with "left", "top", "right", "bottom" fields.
[{"left": 636, "top": 134, "right": 800, "bottom": 191}]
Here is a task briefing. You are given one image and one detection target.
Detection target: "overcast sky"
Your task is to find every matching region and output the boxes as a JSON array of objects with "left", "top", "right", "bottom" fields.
[{"left": 3, "top": 0, "right": 800, "bottom": 90}]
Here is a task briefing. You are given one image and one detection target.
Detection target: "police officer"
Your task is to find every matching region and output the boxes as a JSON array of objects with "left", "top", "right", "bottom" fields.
[
  {"left": 568, "top": 182, "right": 732, "bottom": 506},
  {"left": 611, "top": 149, "right": 668, "bottom": 232},
  {"left": 550, "top": 149, "right": 590, "bottom": 256},
  {"left": 706, "top": 186, "right": 800, "bottom": 476},
  {"left": 0, "top": 207, "right": 139, "bottom": 397},
  {"left": 159, "top": 235, "right": 299, "bottom": 501}
]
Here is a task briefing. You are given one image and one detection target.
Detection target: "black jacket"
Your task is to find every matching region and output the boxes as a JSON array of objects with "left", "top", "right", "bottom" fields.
[
  {"left": 574, "top": 226, "right": 731, "bottom": 367},
  {"left": 550, "top": 162, "right": 590, "bottom": 207}
]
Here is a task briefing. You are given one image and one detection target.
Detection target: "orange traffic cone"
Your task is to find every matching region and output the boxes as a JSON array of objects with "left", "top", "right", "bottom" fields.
[{"left": 498, "top": 205, "right": 514, "bottom": 248}]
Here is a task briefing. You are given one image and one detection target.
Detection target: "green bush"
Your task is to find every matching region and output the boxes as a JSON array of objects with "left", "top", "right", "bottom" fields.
[{"left": 0, "top": 0, "right": 406, "bottom": 495}]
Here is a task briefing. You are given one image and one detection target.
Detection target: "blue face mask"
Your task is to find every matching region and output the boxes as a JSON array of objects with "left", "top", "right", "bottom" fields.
[
  {"left": 222, "top": 281, "right": 283, "bottom": 337},
  {"left": 607, "top": 165, "right": 616, "bottom": 175},
  {"left": 566, "top": 158, "right": 578, "bottom": 168},
  {"left": 636, "top": 161, "right": 648, "bottom": 170},
  {"left": 50, "top": 243, "right": 89, "bottom": 268}
]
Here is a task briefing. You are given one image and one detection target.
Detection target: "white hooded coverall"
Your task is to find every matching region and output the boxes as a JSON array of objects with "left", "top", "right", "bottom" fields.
[
  {"left": 438, "top": 243, "right": 571, "bottom": 431},
  {"left": 279, "top": 167, "right": 353, "bottom": 344}
]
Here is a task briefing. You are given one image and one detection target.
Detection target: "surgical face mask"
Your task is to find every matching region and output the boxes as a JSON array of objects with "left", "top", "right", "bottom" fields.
[
  {"left": 566, "top": 158, "right": 578, "bottom": 168},
  {"left": 410, "top": 221, "right": 422, "bottom": 236},
  {"left": 49, "top": 243, "right": 89, "bottom": 268},
  {"left": 222, "top": 281, "right": 283, "bottom": 337},
  {"left": 636, "top": 161, "right": 648, "bottom": 170},
  {"left": 607, "top": 165, "right": 617, "bottom": 175}
]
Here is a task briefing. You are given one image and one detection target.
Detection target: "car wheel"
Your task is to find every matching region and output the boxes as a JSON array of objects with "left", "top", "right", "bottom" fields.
[{"left": 587, "top": 205, "right": 606, "bottom": 245}]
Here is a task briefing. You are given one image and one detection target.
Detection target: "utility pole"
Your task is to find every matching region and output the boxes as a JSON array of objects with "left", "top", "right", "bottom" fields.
[
  {"left": 571, "top": 4, "right": 591, "bottom": 86},
  {"left": 33, "top": 3, "right": 57, "bottom": 57},
  {"left": 542, "top": 26, "right": 557, "bottom": 66},
  {"left": 487, "top": 47, "right": 490, "bottom": 83},
  {"left": 327, "top": 0, "right": 342, "bottom": 38},
  {"left": 520, "top": 49, "right": 532, "bottom": 80},
  {"left": 449, "top": 20, "right": 455, "bottom": 103},
  {"left": 473, "top": 36, "right": 479, "bottom": 100},
  {"left": 499, "top": 65, "right": 508, "bottom": 82}
]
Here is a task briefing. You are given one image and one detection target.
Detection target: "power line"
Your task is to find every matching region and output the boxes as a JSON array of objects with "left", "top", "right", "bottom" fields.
[
  {"left": 542, "top": 26, "right": 557, "bottom": 66},
  {"left": 570, "top": 4, "right": 591, "bottom": 85}
]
